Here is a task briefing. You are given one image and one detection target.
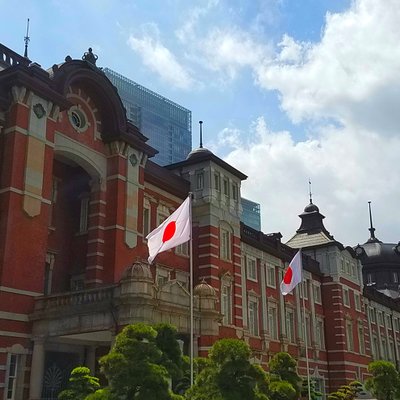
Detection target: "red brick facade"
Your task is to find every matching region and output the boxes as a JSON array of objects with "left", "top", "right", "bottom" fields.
[{"left": 0, "top": 44, "right": 399, "bottom": 399}]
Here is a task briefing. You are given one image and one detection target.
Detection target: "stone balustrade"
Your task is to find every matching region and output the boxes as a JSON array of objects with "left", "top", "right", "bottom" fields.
[{"left": 34, "top": 285, "right": 116, "bottom": 313}]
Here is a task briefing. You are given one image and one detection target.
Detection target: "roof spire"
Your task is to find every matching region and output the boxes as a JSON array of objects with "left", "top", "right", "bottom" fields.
[
  {"left": 199, "top": 120, "right": 203, "bottom": 148},
  {"left": 24, "top": 18, "right": 30, "bottom": 59},
  {"left": 368, "top": 201, "right": 376, "bottom": 241},
  {"left": 308, "top": 178, "right": 313, "bottom": 204}
]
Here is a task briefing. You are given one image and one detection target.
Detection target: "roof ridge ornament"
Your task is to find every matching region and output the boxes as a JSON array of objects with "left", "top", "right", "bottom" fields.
[
  {"left": 308, "top": 178, "right": 313, "bottom": 204},
  {"left": 82, "top": 47, "right": 98, "bottom": 65}
]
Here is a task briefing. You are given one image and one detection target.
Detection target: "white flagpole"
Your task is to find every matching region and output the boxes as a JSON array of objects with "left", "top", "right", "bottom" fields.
[
  {"left": 301, "top": 279, "right": 312, "bottom": 400},
  {"left": 189, "top": 193, "right": 194, "bottom": 387}
]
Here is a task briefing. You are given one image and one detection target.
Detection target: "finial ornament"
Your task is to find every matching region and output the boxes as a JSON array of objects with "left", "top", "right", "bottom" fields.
[
  {"left": 308, "top": 179, "right": 313, "bottom": 204},
  {"left": 368, "top": 201, "right": 376, "bottom": 240},
  {"left": 24, "top": 18, "right": 30, "bottom": 58},
  {"left": 82, "top": 47, "right": 98, "bottom": 65},
  {"left": 199, "top": 121, "right": 203, "bottom": 148}
]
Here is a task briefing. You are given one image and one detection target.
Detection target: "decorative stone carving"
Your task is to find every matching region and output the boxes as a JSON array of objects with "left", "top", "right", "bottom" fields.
[{"left": 33, "top": 103, "right": 46, "bottom": 119}]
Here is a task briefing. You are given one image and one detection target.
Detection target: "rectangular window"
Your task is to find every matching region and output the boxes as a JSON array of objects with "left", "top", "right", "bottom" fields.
[
  {"left": 300, "top": 281, "right": 308, "bottom": 300},
  {"left": 313, "top": 284, "right": 322, "bottom": 304},
  {"left": 232, "top": 183, "right": 238, "bottom": 200},
  {"left": 355, "top": 293, "right": 361, "bottom": 311},
  {"left": 156, "top": 269, "right": 170, "bottom": 287},
  {"left": 196, "top": 172, "right": 204, "bottom": 190},
  {"left": 393, "top": 272, "right": 399, "bottom": 283},
  {"left": 316, "top": 320, "right": 325, "bottom": 349},
  {"left": 267, "top": 265, "right": 276, "bottom": 288},
  {"left": 246, "top": 256, "right": 257, "bottom": 281},
  {"left": 214, "top": 173, "right": 220, "bottom": 191},
  {"left": 340, "top": 259, "right": 346, "bottom": 273},
  {"left": 378, "top": 311, "right": 384, "bottom": 326},
  {"left": 249, "top": 299, "right": 259, "bottom": 336},
  {"left": 343, "top": 288, "right": 350, "bottom": 307},
  {"left": 346, "top": 321, "right": 354, "bottom": 351},
  {"left": 143, "top": 207, "right": 150, "bottom": 237},
  {"left": 223, "top": 179, "right": 229, "bottom": 196},
  {"left": 176, "top": 242, "right": 189, "bottom": 256},
  {"left": 373, "top": 336, "right": 379, "bottom": 358},
  {"left": 79, "top": 196, "right": 90, "bottom": 233},
  {"left": 358, "top": 325, "right": 365, "bottom": 354},
  {"left": 382, "top": 339, "right": 388, "bottom": 359},
  {"left": 367, "top": 273, "right": 373, "bottom": 284},
  {"left": 221, "top": 284, "right": 232, "bottom": 325},
  {"left": 395, "top": 318, "right": 400, "bottom": 331},
  {"left": 286, "top": 310, "right": 295, "bottom": 343},
  {"left": 6, "top": 354, "right": 19, "bottom": 400},
  {"left": 220, "top": 229, "right": 231, "bottom": 260},
  {"left": 268, "top": 306, "right": 278, "bottom": 339},
  {"left": 157, "top": 212, "right": 168, "bottom": 226}
]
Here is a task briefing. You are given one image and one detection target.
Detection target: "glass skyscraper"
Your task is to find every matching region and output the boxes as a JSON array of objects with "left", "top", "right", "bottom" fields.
[
  {"left": 241, "top": 198, "right": 261, "bottom": 231},
  {"left": 103, "top": 68, "right": 192, "bottom": 166}
]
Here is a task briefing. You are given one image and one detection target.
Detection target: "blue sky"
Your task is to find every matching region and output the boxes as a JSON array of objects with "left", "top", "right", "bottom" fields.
[{"left": 1, "top": 0, "right": 400, "bottom": 245}]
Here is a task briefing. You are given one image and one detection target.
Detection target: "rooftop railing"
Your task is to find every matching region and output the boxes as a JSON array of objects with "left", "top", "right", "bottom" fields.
[{"left": 0, "top": 43, "right": 30, "bottom": 68}]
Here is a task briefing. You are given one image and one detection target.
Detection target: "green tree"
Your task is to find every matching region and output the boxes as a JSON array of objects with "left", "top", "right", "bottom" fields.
[
  {"left": 58, "top": 366, "right": 100, "bottom": 400},
  {"left": 327, "top": 381, "right": 363, "bottom": 400},
  {"left": 269, "top": 353, "right": 302, "bottom": 397},
  {"left": 301, "top": 378, "right": 323, "bottom": 400},
  {"left": 269, "top": 380, "right": 296, "bottom": 400},
  {"left": 98, "top": 323, "right": 184, "bottom": 400},
  {"left": 186, "top": 338, "right": 270, "bottom": 400},
  {"left": 365, "top": 360, "right": 400, "bottom": 400}
]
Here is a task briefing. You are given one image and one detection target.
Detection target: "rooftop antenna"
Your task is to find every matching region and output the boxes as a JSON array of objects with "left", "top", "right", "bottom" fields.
[
  {"left": 308, "top": 178, "right": 313, "bottom": 204},
  {"left": 24, "top": 18, "right": 30, "bottom": 58},
  {"left": 368, "top": 201, "right": 376, "bottom": 240},
  {"left": 199, "top": 120, "right": 203, "bottom": 148}
]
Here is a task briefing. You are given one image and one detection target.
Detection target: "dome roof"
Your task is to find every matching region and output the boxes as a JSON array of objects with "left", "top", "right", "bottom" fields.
[
  {"left": 121, "top": 260, "right": 153, "bottom": 280},
  {"left": 357, "top": 241, "right": 400, "bottom": 266},
  {"left": 194, "top": 280, "right": 216, "bottom": 297},
  {"left": 304, "top": 202, "right": 319, "bottom": 213},
  {"left": 186, "top": 147, "right": 213, "bottom": 160}
]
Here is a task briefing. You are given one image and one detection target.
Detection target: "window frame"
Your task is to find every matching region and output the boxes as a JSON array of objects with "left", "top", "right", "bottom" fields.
[
  {"left": 266, "top": 265, "right": 276, "bottom": 288},
  {"left": 248, "top": 298, "right": 259, "bottom": 336},
  {"left": 221, "top": 281, "right": 233, "bottom": 325},
  {"left": 220, "top": 227, "right": 232, "bottom": 261},
  {"left": 343, "top": 288, "right": 350, "bottom": 307},
  {"left": 246, "top": 256, "right": 257, "bottom": 281}
]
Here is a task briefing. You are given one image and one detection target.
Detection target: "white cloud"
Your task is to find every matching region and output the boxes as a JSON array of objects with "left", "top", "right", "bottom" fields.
[
  {"left": 175, "top": 0, "right": 219, "bottom": 43},
  {"left": 221, "top": 117, "right": 400, "bottom": 245},
  {"left": 127, "top": 24, "right": 195, "bottom": 90},
  {"left": 256, "top": 0, "right": 400, "bottom": 133},
  {"left": 198, "top": 28, "right": 272, "bottom": 80}
]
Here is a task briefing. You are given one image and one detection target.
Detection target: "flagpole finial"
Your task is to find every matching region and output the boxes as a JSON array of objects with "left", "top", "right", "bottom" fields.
[
  {"left": 199, "top": 121, "right": 203, "bottom": 149},
  {"left": 368, "top": 201, "right": 376, "bottom": 240},
  {"left": 24, "top": 18, "right": 30, "bottom": 59},
  {"left": 308, "top": 179, "right": 312, "bottom": 204}
]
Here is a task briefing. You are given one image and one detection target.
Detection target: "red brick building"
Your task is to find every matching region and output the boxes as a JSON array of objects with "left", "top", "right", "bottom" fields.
[{"left": 0, "top": 43, "right": 399, "bottom": 399}]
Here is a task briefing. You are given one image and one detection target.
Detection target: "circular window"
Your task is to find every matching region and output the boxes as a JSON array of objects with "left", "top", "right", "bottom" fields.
[{"left": 68, "top": 107, "right": 88, "bottom": 133}]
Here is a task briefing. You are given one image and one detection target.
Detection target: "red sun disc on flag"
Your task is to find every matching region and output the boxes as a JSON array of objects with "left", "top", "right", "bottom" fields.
[
  {"left": 162, "top": 221, "right": 176, "bottom": 242},
  {"left": 283, "top": 267, "right": 293, "bottom": 284}
]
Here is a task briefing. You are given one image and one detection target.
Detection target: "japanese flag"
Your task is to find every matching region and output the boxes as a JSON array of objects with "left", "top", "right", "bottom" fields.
[
  {"left": 280, "top": 249, "right": 303, "bottom": 296},
  {"left": 146, "top": 196, "right": 191, "bottom": 264}
]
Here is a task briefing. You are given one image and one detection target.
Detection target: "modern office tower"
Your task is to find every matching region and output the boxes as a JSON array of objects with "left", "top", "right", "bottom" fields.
[
  {"left": 241, "top": 197, "right": 261, "bottom": 231},
  {"left": 103, "top": 67, "right": 192, "bottom": 165}
]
